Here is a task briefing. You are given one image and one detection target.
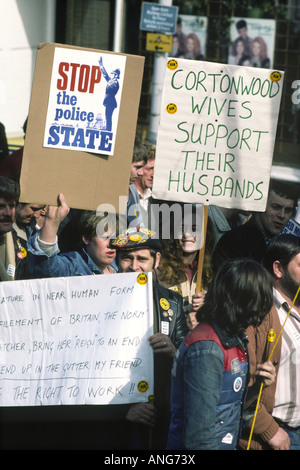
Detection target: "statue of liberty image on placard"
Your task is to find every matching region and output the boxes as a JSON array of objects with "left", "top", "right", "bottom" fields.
[{"left": 98, "top": 56, "right": 120, "bottom": 132}]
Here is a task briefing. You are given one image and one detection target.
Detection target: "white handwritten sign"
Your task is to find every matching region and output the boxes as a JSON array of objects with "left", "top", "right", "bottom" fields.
[
  {"left": 43, "top": 47, "right": 126, "bottom": 155},
  {"left": 0, "top": 272, "right": 154, "bottom": 407},
  {"left": 152, "top": 59, "right": 284, "bottom": 211}
]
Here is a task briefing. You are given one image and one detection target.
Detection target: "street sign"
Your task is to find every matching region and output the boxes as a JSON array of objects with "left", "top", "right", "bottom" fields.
[
  {"left": 146, "top": 33, "right": 173, "bottom": 52},
  {"left": 140, "top": 2, "right": 178, "bottom": 35}
]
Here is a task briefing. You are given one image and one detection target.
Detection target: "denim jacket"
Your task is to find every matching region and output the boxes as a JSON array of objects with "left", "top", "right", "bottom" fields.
[
  {"left": 27, "top": 232, "right": 117, "bottom": 278},
  {"left": 166, "top": 322, "right": 249, "bottom": 450}
]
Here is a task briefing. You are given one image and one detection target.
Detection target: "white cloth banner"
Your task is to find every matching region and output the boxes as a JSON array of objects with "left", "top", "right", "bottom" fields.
[
  {"left": 152, "top": 59, "right": 284, "bottom": 211},
  {"left": 0, "top": 272, "right": 154, "bottom": 407}
]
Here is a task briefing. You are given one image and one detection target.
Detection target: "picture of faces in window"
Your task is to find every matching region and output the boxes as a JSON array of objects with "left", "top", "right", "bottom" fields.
[{"left": 172, "top": 16, "right": 207, "bottom": 61}]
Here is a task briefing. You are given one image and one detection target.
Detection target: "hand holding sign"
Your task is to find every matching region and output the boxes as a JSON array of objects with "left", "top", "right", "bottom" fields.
[
  {"left": 126, "top": 402, "right": 156, "bottom": 427},
  {"left": 47, "top": 193, "right": 70, "bottom": 224},
  {"left": 148, "top": 332, "right": 176, "bottom": 359}
]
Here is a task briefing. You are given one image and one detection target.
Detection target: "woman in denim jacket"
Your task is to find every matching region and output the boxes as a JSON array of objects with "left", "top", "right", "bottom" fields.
[{"left": 166, "top": 259, "right": 276, "bottom": 450}]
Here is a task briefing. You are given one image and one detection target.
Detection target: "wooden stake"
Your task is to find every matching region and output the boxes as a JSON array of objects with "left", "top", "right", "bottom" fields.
[{"left": 195, "top": 205, "right": 209, "bottom": 293}]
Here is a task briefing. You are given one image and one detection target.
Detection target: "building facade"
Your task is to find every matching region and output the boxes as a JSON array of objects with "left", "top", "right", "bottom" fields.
[{"left": 55, "top": 0, "right": 300, "bottom": 178}]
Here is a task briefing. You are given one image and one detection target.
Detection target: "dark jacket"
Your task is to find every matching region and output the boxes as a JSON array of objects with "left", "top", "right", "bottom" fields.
[
  {"left": 148, "top": 281, "right": 188, "bottom": 449},
  {"left": 213, "top": 217, "right": 267, "bottom": 272},
  {"left": 153, "top": 281, "right": 187, "bottom": 349}
]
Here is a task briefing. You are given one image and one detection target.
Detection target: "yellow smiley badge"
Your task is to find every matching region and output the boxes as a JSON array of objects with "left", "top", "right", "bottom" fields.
[
  {"left": 166, "top": 103, "right": 177, "bottom": 114},
  {"left": 270, "top": 71, "right": 282, "bottom": 82},
  {"left": 160, "top": 298, "right": 170, "bottom": 310},
  {"left": 167, "top": 59, "right": 178, "bottom": 71},
  {"left": 137, "top": 273, "right": 148, "bottom": 285},
  {"left": 20, "top": 247, "right": 27, "bottom": 257}
]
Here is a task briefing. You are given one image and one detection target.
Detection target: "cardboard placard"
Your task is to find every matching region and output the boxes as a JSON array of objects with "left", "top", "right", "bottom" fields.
[{"left": 20, "top": 43, "right": 145, "bottom": 211}]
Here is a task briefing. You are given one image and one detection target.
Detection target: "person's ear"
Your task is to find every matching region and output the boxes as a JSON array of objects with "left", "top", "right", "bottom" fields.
[
  {"left": 82, "top": 234, "right": 89, "bottom": 246},
  {"left": 154, "top": 252, "right": 161, "bottom": 269}
]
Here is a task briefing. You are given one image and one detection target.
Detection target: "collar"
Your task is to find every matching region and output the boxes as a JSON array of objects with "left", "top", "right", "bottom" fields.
[
  {"left": 185, "top": 259, "right": 198, "bottom": 270},
  {"left": 213, "top": 321, "right": 248, "bottom": 350},
  {"left": 138, "top": 187, "right": 152, "bottom": 200},
  {"left": 80, "top": 248, "right": 104, "bottom": 274},
  {"left": 274, "top": 288, "right": 291, "bottom": 311},
  {"left": 184, "top": 259, "right": 198, "bottom": 283}
]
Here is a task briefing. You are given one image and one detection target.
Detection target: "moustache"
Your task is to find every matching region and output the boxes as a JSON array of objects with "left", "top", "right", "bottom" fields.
[{"left": 0, "top": 218, "right": 12, "bottom": 223}]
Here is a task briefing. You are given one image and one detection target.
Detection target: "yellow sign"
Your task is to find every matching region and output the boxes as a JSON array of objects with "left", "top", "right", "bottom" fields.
[{"left": 146, "top": 33, "right": 173, "bottom": 52}]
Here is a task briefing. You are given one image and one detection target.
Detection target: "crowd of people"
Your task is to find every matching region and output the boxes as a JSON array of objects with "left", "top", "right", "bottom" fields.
[{"left": 0, "top": 136, "right": 300, "bottom": 450}]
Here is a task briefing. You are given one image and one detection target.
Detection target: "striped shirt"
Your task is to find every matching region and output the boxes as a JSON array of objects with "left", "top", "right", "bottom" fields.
[{"left": 272, "top": 288, "right": 300, "bottom": 427}]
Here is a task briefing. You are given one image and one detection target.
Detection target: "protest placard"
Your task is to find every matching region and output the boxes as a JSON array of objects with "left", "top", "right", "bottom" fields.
[
  {"left": 20, "top": 43, "right": 145, "bottom": 211},
  {"left": 43, "top": 47, "right": 126, "bottom": 156},
  {"left": 0, "top": 272, "right": 154, "bottom": 407},
  {"left": 152, "top": 59, "right": 284, "bottom": 212}
]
